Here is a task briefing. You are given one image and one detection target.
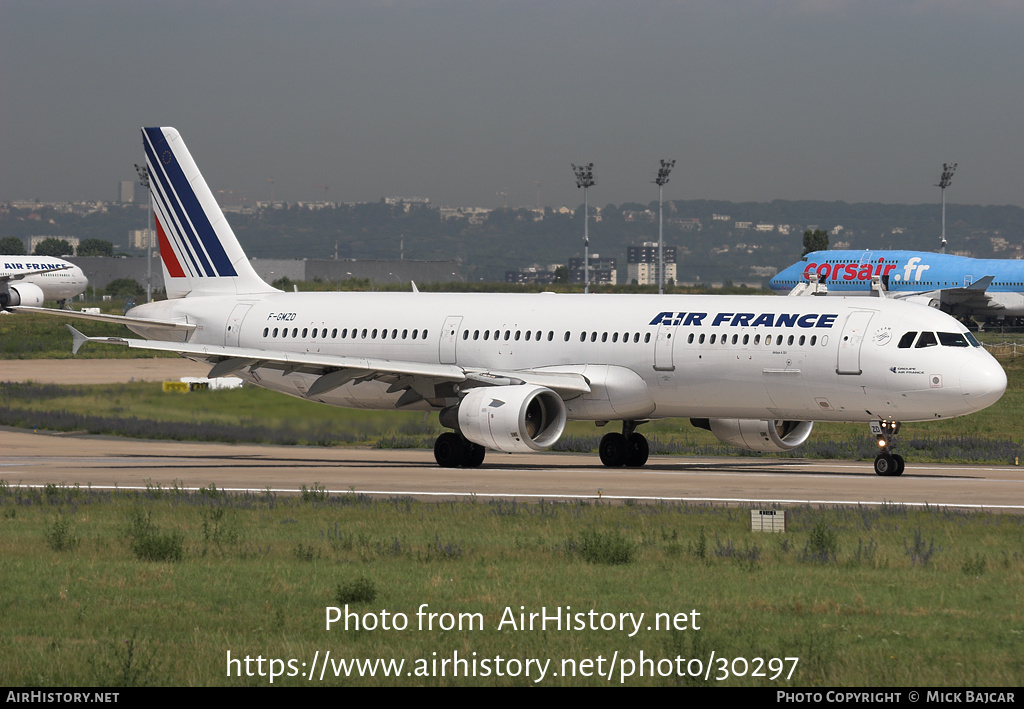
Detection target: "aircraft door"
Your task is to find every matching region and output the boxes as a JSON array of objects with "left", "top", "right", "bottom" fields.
[
  {"left": 653, "top": 320, "right": 678, "bottom": 371},
  {"left": 439, "top": 315, "right": 463, "bottom": 364},
  {"left": 836, "top": 310, "right": 874, "bottom": 375},
  {"left": 225, "top": 303, "right": 252, "bottom": 347}
]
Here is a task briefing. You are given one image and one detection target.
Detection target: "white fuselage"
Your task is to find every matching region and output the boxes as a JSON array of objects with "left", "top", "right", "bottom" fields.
[
  {"left": 126, "top": 291, "right": 1006, "bottom": 425},
  {"left": 0, "top": 257, "right": 88, "bottom": 301}
]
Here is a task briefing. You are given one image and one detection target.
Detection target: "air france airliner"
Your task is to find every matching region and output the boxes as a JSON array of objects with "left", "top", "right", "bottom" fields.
[
  {"left": 0, "top": 256, "right": 87, "bottom": 307},
  {"left": 10, "top": 128, "right": 1008, "bottom": 476},
  {"left": 771, "top": 249, "right": 1024, "bottom": 321}
]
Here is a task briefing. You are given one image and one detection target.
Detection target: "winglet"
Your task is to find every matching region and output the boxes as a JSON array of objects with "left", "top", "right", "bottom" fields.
[
  {"left": 966, "top": 275, "right": 994, "bottom": 291},
  {"left": 66, "top": 324, "right": 89, "bottom": 355},
  {"left": 65, "top": 324, "right": 130, "bottom": 354}
]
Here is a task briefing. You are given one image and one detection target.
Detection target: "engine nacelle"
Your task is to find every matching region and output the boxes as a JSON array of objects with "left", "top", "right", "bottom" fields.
[
  {"left": 692, "top": 418, "right": 814, "bottom": 452},
  {"left": 0, "top": 283, "right": 45, "bottom": 308},
  {"left": 456, "top": 384, "right": 567, "bottom": 453}
]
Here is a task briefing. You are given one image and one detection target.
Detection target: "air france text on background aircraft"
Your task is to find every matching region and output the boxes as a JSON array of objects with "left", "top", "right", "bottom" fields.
[
  {"left": 770, "top": 249, "right": 1024, "bottom": 321},
  {"left": 0, "top": 257, "right": 87, "bottom": 307},
  {"left": 9, "top": 128, "right": 1008, "bottom": 476}
]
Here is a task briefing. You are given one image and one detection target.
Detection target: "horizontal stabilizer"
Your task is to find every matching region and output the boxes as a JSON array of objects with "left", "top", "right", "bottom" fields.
[{"left": 16, "top": 305, "right": 196, "bottom": 331}]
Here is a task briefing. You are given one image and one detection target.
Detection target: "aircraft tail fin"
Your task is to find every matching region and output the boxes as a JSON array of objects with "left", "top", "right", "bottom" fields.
[{"left": 141, "top": 127, "right": 277, "bottom": 299}]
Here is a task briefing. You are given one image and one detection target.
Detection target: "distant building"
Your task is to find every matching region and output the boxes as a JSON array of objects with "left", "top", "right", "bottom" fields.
[
  {"left": 119, "top": 181, "right": 135, "bottom": 203},
  {"left": 505, "top": 266, "right": 557, "bottom": 285},
  {"left": 129, "top": 229, "right": 155, "bottom": 249},
  {"left": 627, "top": 242, "right": 677, "bottom": 286},
  {"left": 569, "top": 254, "right": 617, "bottom": 285}
]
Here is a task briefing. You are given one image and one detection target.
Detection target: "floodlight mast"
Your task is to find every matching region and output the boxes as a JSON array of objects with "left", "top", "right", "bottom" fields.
[
  {"left": 653, "top": 159, "right": 675, "bottom": 295},
  {"left": 936, "top": 162, "right": 957, "bottom": 253},
  {"left": 572, "top": 162, "right": 596, "bottom": 293},
  {"left": 134, "top": 162, "right": 153, "bottom": 303}
]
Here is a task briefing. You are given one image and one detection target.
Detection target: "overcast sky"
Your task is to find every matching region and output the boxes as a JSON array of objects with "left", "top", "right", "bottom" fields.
[{"left": 2, "top": 0, "right": 1023, "bottom": 209}]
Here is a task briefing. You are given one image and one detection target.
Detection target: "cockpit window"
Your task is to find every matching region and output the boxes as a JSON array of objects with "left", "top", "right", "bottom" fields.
[
  {"left": 965, "top": 332, "right": 981, "bottom": 347},
  {"left": 898, "top": 332, "right": 917, "bottom": 349},
  {"left": 915, "top": 332, "right": 938, "bottom": 348},
  {"left": 937, "top": 332, "right": 970, "bottom": 347}
]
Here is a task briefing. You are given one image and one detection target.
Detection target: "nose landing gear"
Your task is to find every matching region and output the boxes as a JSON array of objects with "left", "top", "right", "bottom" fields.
[{"left": 870, "top": 420, "right": 905, "bottom": 476}]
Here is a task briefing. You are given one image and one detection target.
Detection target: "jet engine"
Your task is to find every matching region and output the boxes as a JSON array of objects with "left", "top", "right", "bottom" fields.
[
  {"left": 453, "top": 384, "right": 567, "bottom": 453},
  {"left": 691, "top": 418, "right": 813, "bottom": 452},
  {"left": 0, "top": 283, "right": 45, "bottom": 308}
]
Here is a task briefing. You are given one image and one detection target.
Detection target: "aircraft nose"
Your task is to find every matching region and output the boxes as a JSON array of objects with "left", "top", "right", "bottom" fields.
[{"left": 960, "top": 354, "right": 1007, "bottom": 412}]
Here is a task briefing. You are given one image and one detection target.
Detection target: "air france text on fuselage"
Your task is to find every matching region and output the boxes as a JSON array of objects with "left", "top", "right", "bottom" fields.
[
  {"left": 3, "top": 263, "right": 65, "bottom": 272},
  {"left": 649, "top": 312, "right": 838, "bottom": 328}
]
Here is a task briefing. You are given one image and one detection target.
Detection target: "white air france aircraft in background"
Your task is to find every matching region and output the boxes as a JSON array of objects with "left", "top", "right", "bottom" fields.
[
  {"left": 1, "top": 256, "right": 87, "bottom": 308},
  {"left": 10, "top": 128, "right": 1008, "bottom": 476}
]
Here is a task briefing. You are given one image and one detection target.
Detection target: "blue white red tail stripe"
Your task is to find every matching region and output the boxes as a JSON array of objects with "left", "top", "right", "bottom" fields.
[
  {"left": 138, "top": 127, "right": 275, "bottom": 299},
  {"left": 143, "top": 127, "right": 237, "bottom": 278}
]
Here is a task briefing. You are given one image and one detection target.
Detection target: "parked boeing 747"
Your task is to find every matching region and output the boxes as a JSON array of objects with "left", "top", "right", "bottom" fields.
[
  {"left": 10, "top": 128, "right": 1008, "bottom": 475},
  {"left": 771, "top": 249, "right": 1024, "bottom": 322}
]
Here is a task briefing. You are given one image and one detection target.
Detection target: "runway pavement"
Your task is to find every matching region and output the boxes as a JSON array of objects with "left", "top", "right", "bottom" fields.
[
  {"left": 3, "top": 428, "right": 1023, "bottom": 512},
  {"left": 3, "top": 359, "right": 1022, "bottom": 512},
  {"left": 1, "top": 358, "right": 210, "bottom": 384}
]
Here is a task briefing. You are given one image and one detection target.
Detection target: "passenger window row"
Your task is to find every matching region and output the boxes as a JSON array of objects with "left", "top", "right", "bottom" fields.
[
  {"left": 461, "top": 329, "right": 654, "bottom": 344},
  {"left": 686, "top": 332, "right": 819, "bottom": 347},
  {"left": 262, "top": 327, "right": 429, "bottom": 340}
]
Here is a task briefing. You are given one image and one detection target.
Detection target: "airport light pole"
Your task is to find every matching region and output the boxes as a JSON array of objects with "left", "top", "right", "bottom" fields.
[
  {"left": 653, "top": 159, "right": 675, "bottom": 294},
  {"left": 134, "top": 163, "right": 153, "bottom": 303},
  {"left": 572, "top": 162, "right": 595, "bottom": 293},
  {"left": 936, "top": 162, "right": 956, "bottom": 253}
]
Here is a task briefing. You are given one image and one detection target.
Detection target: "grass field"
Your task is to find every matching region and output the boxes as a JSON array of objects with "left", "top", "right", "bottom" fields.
[{"left": 0, "top": 484, "right": 1021, "bottom": 687}]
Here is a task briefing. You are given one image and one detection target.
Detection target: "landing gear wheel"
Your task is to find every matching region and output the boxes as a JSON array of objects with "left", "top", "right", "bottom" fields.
[
  {"left": 870, "top": 420, "right": 905, "bottom": 476},
  {"left": 625, "top": 433, "right": 649, "bottom": 468},
  {"left": 461, "top": 441, "right": 486, "bottom": 468},
  {"left": 599, "top": 432, "right": 628, "bottom": 467},
  {"left": 874, "top": 452, "right": 897, "bottom": 476},
  {"left": 434, "top": 432, "right": 465, "bottom": 468}
]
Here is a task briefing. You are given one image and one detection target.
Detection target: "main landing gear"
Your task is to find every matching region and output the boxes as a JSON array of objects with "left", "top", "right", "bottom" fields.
[
  {"left": 433, "top": 431, "right": 486, "bottom": 469},
  {"left": 598, "top": 421, "right": 650, "bottom": 468},
  {"left": 871, "top": 420, "right": 905, "bottom": 476}
]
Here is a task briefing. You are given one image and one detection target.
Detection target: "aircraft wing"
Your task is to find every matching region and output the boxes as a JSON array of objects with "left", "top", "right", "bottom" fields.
[
  {"left": 13, "top": 305, "right": 197, "bottom": 332},
  {"left": 936, "top": 276, "right": 997, "bottom": 308},
  {"left": 1, "top": 265, "right": 72, "bottom": 283},
  {"left": 66, "top": 326, "right": 591, "bottom": 405},
  {"left": 891, "top": 276, "right": 999, "bottom": 309}
]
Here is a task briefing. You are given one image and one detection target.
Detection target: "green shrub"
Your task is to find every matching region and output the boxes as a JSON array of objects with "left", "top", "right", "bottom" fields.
[
  {"left": 565, "top": 528, "right": 637, "bottom": 565},
  {"left": 335, "top": 577, "right": 378, "bottom": 604},
  {"left": 45, "top": 515, "right": 80, "bottom": 552}
]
